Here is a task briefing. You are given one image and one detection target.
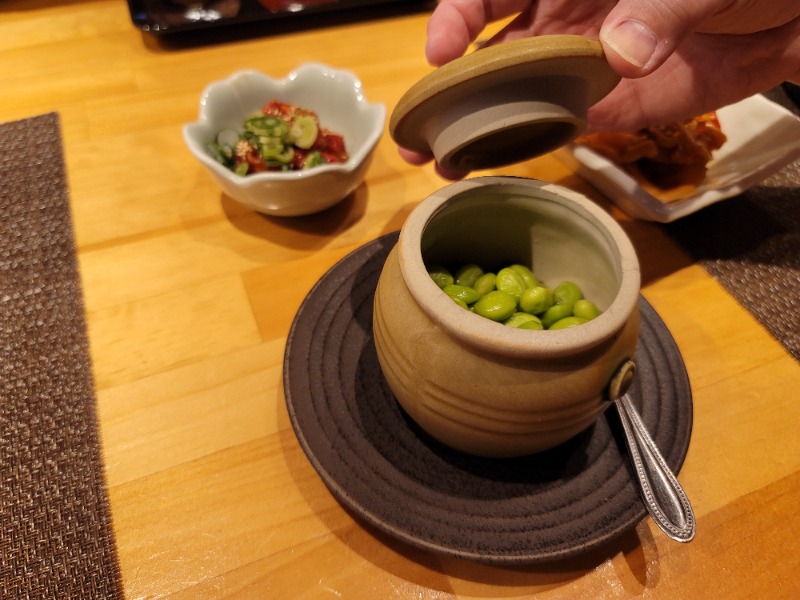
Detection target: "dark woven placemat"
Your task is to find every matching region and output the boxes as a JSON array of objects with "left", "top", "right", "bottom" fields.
[
  {"left": 665, "top": 86, "right": 800, "bottom": 362},
  {"left": 0, "top": 114, "right": 124, "bottom": 599}
]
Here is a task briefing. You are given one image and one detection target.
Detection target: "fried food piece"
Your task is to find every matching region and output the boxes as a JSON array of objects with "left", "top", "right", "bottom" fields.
[{"left": 576, "top": 113, "right": 727, "bottom": 201}]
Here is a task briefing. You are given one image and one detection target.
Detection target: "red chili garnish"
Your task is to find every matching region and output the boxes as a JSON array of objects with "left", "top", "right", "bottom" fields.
[
  {"left": 262, "top": 100, "right": 295, "bottom": 121},
  {"left": 313, "top": 131, "right": 348, "bottom": 162}
]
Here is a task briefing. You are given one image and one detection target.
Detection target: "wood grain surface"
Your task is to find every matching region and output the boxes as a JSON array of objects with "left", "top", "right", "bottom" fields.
[{"left": 2, "top": 1, "right": 799, "bottom": 598}]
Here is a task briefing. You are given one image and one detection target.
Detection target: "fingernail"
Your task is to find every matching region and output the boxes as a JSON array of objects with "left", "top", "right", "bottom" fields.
[{"left": 602, "top": 19, "right": 658, "bottom": 69}]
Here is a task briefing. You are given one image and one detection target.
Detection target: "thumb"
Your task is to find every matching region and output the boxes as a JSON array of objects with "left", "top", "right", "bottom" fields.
[{"left": 599, "top": 0, "right": 721, "bottom": 77}]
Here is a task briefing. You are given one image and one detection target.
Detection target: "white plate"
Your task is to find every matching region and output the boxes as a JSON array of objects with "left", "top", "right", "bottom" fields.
[{"left": 556, "top": 94, "right": 800, "bottom": 222}]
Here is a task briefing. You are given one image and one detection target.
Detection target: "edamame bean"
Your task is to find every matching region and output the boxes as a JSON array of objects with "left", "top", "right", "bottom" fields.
[
  {"left": 541, "top": 303, "right": 574, "bottom": 329},
  {"left": 427, "top": 264, "right": 454, "bottom": 289},
  {"left": 504, "top": 312, "right": 540, "bottom": 328},
  {"left": 554, "top": 281, "right": 583, "bottom": 308},
  {"left": 443, "top": 284, "right": 481, "bottom": 306},
  {"left": 495, "top": 268, "right": 526, "bottom": 301},
  {"left": 473, "top": 290, "right": 517, "bottom": 321},
  {"left": 473, "top": 272, "right": 497, "bottom": 296},
  {"left": 519, "top": 286, "right": 554, "bottom": 315},
  {"left": 452, "top": 298, "right": 469, "bottom": 309},
  {"left": 455, "top": 264, "right": 483, "bottom": 288},
  {"left": 573, "top": 299, "right": 601, "bottom": 320},
  {"left": 429, "top": 261, "right": 601, "bottom": 331},
  {"left": 519, "top": 318, "right": 544, "bottom": 330},
  {"left": 509, "top": 264, "right": 538, "bottom": 289},
  {"left": 549, "top": 316, "right": 589, "bottom": 329}
]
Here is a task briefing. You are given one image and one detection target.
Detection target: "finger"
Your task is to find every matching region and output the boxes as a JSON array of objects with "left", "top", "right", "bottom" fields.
[
  {"left": 695, "top": 2, "right": 800, "bottom": 34},
  {"left": 435, "top": 164, "right": 470, "bottom": 181},
  {"left": 588, "top": 19, "right": 800, "bottom": 131},
  {"left": 599, "top": 0, "right": 726, "bottom": 77},
  {"left": 425, "top": 0, "right": 531, "bottom": 65},
  {"left": 397, "top": 147, "right": 469, "bottom": 180},
  {"left": 484, "top": 1, "right": 616, "bottom": 44},
  {"left": 398, "top": 147, "right": 433, "bottom": 166}
]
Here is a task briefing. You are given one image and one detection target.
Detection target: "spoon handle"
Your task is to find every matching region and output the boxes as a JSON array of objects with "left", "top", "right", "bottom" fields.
[{"left": 616, "top": 393, "right": 696, "bottom": 542}]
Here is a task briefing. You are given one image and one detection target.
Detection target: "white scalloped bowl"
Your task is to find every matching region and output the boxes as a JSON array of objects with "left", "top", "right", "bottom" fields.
[{"left": 183, "top": 65, "right": 386, "bottom": 216}]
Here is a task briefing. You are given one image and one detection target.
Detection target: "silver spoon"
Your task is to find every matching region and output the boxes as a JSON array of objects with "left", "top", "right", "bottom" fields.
[{"left": 609, "top": 360, "right": 696, "bottom": 542}]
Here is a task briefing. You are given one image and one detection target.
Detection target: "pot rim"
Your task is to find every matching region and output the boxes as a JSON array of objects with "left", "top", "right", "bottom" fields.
[{"left": 397, "top": 176, "right": 641, "bottom": 359}]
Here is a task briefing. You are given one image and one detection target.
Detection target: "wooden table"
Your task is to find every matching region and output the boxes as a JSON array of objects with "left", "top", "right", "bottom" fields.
[{"left": 3, "top": 2, "right": 800, "bottom": 597}]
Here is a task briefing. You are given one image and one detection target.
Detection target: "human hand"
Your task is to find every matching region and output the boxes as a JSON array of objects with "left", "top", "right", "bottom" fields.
[{"left": 399, "top": 0, "right": 800, "bottom": 176}]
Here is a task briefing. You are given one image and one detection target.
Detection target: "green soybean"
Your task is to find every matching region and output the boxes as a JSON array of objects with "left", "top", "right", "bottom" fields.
[
  {"left": 452, "top": 297, "right": 469, "bottom": 309},
  {"left": 549, "top": 316, "right": 589, "bottom": 329},
  {"left": 427, "top": 264, "right": 454, "bottom": 289},
  {"left": 495, "top": 267, "right": 526, "bottom": 301},
  {"left": 541, "top": 303, "right": 574, "bottom": 329},
  {"left": 428, "top": 260, "right": 601, "bottom": 331},
  {"left": 473, "top": 272, "right": 497, "bottom": 296},
  {"left": 443, "top": 284, "right": 481, "bottom": 306},
  {"left": 504, "top": 312, "right": 541, "bottom": 328},
  {"left": 573, "top": 299, "right": 601, "bottom": 320},
  {"left": 509, "top": 264, "right": 539, "bottom": 289},
  {"left": 519, "top": 318, "right": 545, "bottom": 330},
  {"left": 455, "top": 264, "right": 483, "bottom": 288},
  {"left": 473, "top": 290, "right": 517, "bottom": 321},
  {"left": 519, "top": 286, "right": 554, "bottom": 315},
  {"left": 554, "top": 281, "right": 583, "bottom": 308}
]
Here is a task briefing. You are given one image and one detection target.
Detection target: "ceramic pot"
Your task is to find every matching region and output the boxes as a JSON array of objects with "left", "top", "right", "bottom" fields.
[{"left": 373, "top": 176, "right": 641, "bottom": 457}]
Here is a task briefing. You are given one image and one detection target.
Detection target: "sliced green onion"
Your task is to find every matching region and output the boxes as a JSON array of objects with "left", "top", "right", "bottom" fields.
[
  {"left": 244, "top": 115, "right": 287, "bottom": 137},
  {"left": 288, "top": 115, "right": 319, "bottom": 149},
  {"left": 258, "top": 136, "right": 285, "bottom": 158},
  {"left": 265, "top": 146, "right": 295, "bottom": 166},
  {"left": 303, "top": 151, "right": 326, "bottom": 169},
  {"left": 274, "top": 146, "right": 295, "bottom": 164}
]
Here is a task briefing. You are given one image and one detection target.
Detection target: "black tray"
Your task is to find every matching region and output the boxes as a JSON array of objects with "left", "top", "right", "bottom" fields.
[{"left": 128, "top": 0, "right": 429, "bottom": 35}]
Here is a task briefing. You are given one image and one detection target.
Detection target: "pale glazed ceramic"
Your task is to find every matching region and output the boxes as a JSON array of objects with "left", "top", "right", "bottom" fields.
[
  {"left": 183, "top": 64, "right": 385, "bottom": 216},
  {"left": 390, "top": 35, "right": 620, "bottom": 172},
  {"left": 372, "top": 177, "right": 641, "bottom": 457}
]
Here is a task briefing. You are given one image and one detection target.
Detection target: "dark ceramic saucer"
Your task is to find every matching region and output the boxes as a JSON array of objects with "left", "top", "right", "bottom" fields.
[{"left": 283, "top": 232, "right": 692, "bottom": 564}]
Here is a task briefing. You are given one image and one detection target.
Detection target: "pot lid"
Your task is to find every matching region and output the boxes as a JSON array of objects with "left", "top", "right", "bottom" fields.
[{"left": 390, "top": 35, "right": 620, "bottom": 173}]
